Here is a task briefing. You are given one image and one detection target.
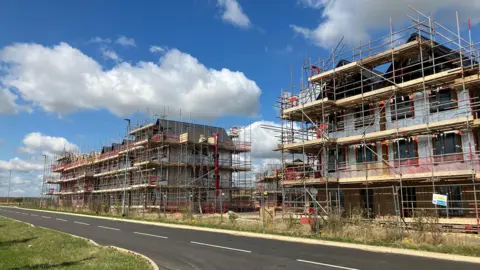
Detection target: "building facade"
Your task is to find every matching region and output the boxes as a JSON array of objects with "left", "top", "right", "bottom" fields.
[
  {"left": 276, "top": 32, "right": 480, "bottom": 220},
  {"left": 46, "top": 119, "right": 251, "bottom": 212}
]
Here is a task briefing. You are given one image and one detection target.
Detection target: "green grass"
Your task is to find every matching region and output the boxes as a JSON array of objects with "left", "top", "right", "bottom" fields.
[
  {"left": 0, "top": 216, "right": 152, "bottom": 270},
  {"left": 18, "top": 205, "right": 480, "bottom": 258}
]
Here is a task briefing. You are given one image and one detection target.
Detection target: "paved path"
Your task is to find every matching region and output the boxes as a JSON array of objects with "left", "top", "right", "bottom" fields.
[{"left": 0, "top": 207, "right": 478, "bottom": 270}]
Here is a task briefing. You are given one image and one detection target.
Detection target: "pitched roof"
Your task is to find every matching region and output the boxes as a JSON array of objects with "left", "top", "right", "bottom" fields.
[{"left": 155, "top": 119, "right": 231, "bottom": 143}]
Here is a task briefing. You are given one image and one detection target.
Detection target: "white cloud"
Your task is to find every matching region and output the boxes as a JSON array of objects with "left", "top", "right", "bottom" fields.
[
  {"left": 19, "top": 132, "right": 79, "bottom": 157},
  {"left": 11, "top": 188, "right": 26, "bottom": 194},
  {"left": 149, "top": 45, "right": 166, "bottom": 53},
  {"left": 116, "top": 36, "right": 136, "bottom": 47},
  {"left": 0, "top": 168, "right": 43, "bottom": 196},
  {"left": 89, "top": 37, "right": 111, "bottom": 44},
  {"left": 239, "top": 121, "right": 280, "bottom": 160},
  {"left": 0, "top": 88, "right": 20, "bottom": 114},
  {"left": 217, "top": 0, "right": 251, "bottom": 28},
  {"left": 102, "top": 49, "right": 122, "bottom": 62},
  {"left": 292, "top": 0, "right": 480, "bottom": 48},
  {"left": 0, "top": 42, "right": 261, "bottom": 120},
  {"left": 0, "top": 157, "right": 43, "bottom": 172},
  {"left": 267, "top": 44, "right": 294, "bottom": 55},
  {"left": 297, "top": 0, "right": 323, "bottom": 9},
  {"left": 237, "top": 121, "right": 282, "bottom": 174}
]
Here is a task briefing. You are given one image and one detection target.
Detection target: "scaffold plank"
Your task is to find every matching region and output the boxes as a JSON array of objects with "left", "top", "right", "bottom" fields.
[{"left": 308, "top": 39, "right": 426, "bottom": 83}]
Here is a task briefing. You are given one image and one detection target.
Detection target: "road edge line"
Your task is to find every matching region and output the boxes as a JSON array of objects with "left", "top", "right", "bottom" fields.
[
  {"left": 8, "top": 206, "right": 480, "bottom": 264},
  {"left": 108, "top": 245, "right": 159, "bottom": 270}
]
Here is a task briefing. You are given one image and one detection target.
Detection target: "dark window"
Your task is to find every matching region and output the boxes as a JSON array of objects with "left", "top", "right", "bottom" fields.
[
  {"left": 401, "top": 187, "right": 417, "bottom": 218},
  {"left": 327, "top": 148, "right": 346, "bottom": 172},
  {"left": 360, "top": 189, "right": 374, "bottom": 218},
  {"left": 433, "top": 133, "right": 461, "bottom": 155},
  {"left": 191, "top": 168, "right": 200, "bottom": 179},
  {"left": 393, "top": 139, "right": 417, "bottom": 160},
  {"left": 437, "top": 186, "right": 464, "bottom": 217},
  {"left": 474, "top": 128, "right": 480, "bottom": 151},
  {"left": 354, "top": 105, "right": 375, "bottom": 129},
  {"left": 391, "top": 94, "right": 414, "bottom": 120},
  {"left": 430, "top": 88, "right": 457, "bottom": 113},
  {"left": 471, "top": 89, "right": 479, "bottom": 119},
  {"left": 201, "top": 168, "right": 208, "bottom": 179},
  {"left": 356, "top": 145, "right": 376, "bottom": 163},
  {"left": 328, "top": 112, "right": 345, "bottom": 132},
  {"left": 330, "top": 190, "right": 345, "bottom": 209},
  {"left": 328, "top": 149, "right": 336, "bottom": 172},
  {"left": 432, "top": 132, "right": 464, "bottom": 163}
]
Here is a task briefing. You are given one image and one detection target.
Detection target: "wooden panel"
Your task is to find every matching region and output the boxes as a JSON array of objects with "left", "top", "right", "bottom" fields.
[{"left": 308, "top": 39, "right": 426, "bottom": 83}]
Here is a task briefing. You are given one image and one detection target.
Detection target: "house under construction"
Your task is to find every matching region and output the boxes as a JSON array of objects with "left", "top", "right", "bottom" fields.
[
  {"left": 262, "top": 9, "right": 480, "bottom": 225},
  {"left": 44, "top": 117, "right": 251, "bottom": 213}
]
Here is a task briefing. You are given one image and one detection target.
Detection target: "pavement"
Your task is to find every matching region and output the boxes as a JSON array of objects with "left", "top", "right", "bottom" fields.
[{"left": 0, "top": 206, "right": 479, "bottom": 270}]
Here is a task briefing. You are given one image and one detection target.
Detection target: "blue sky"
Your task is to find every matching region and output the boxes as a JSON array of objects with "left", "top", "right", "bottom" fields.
[
  {"left": 1, "top": 0, "right": 480, "bottom": 196},
  {"left": 0, "top": 0, "right": 323, "bottom": 152}
]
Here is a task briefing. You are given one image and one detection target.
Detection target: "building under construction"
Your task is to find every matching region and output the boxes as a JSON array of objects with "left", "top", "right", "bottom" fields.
[
  {"left": 44, "top": 117, "right": 251, "bottom": 213},
  {"left": 262, "top": 9, "right": 480, "bottom": 225}
]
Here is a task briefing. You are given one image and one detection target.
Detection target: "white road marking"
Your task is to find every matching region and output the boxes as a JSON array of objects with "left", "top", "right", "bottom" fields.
[
  {"left": 74, "top": 221, "right": 90, "bottom": 226},
  {"left": 296, "top": 259, "right": 359, "bottom": 270},
  {"left": 190, "top": 241, "right": 251, "bottom": 253},
  {"left": 21, "top": 213, "right": 29, "bottom": 215},
  {"left": 56, "top": 218, "right": 67, "bottom": 222},
  {"left": 133, "top": 232, "right": 168, "bottom": 239},
  {"left": 31, "top": 214, "right": 38, "bottom": 217},
  {"left": 41, "top": 216, "right": 51, "bottom": 219},
  {"left": 98, "top": 226, "right": 120, "bottom": 231}
]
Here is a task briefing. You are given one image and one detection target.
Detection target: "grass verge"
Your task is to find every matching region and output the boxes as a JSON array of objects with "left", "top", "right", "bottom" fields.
[{"left": 0, "top": 216, "right": 152, "bottom": 270}]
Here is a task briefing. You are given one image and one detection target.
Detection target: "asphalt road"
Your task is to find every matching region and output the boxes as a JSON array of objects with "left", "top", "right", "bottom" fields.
[{"left": 0, "top": 206, "right": 478, "bottom": 270}]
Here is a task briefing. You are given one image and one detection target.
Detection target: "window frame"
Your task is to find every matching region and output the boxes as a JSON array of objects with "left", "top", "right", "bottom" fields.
[
  {"left": 393, "top": 138, "right": 418, "bottom": 160},
  {"left": 432, "top": 132, "right": 464, "bottom": 163},
  {"left": 429, "top": 88, "right": 458, "bottom": 113},
  {"left": 327, "top": 147, "right": 347, "bottom": 172},
  {"left": 354, "top": 104, "right": 375, "bottom": 129},
  {"left": 355, "top": 144, "right": 377, "bottom": 163},
  {"left": 328, "top": 111, "right": 345, "bottom": 133},
  {"left": 390, "top": 94, "right": 414, "bottom": 120}
]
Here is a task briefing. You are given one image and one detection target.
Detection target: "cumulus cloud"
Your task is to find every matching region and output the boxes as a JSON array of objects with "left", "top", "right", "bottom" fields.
[
  {"left": 0, "top": 42, "right": 261, "bottom": 119},
  {"left": 291, "top": 0, "right": 480, "bottom": 48},
  {"left": 217, "top": 0, "right": 251, "bottom": 28},
  {"left": 18, "top": 132, "right": 79, "bottom": 157},
  {"left": 116, "top": 36, "right": 136, "bottom": 47},
  {"left": 149, "top": 45, "right": 166, "bottom": 53},
  {"left": 0, "top": 157, "right": 44, "bottom": 172},
  {"left": 241, "top": 121, "right": 280, "bottom": 160},
  {"left": 237, "top": 121, "right": 282, "bottom": 175}
]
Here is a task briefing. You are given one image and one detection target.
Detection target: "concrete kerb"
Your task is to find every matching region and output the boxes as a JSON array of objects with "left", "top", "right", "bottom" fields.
[
  {"left": 0, "top": 214, "right": 98, "bottom": 246},
  {"left": 109, "top": 246, "right": 159, "bottom": 270},
  {"left": 9, "top": 206, "right": 480, "bottom": 264},
  {"left": 1, "top": 215, "right": 36, "bottom": 228},
  {"left": 0, "top": 212, "right": 159, "bottom": 270}
]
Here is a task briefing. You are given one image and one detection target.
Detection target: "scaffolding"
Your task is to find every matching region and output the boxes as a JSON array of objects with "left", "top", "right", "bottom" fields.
[
  {"left": 263, "top": 8, "right": 480, "bottom": 228},
  {"left": 44, "top": 107, "right": 252, "bottom": 214}
]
